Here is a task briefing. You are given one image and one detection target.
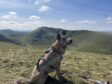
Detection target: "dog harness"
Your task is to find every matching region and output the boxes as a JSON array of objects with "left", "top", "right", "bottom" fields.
[{"left": 36, "top": 47, "right": 63, "bottom": 71}]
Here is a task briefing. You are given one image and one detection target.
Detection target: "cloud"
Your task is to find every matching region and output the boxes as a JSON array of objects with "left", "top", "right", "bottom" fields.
[
  {"left": 106, "top": 16, "right": 112, "bottom": 24},
  {"left": 9, "top": 11, "right": 17, "bottom": 15},
  {"left": 59, "top": 19, "right": 68, "bottom": 23},
  {"left": 34, "top": 1, "right": 39, "bottom": 5},
  {"left": 44, "top": 0, "right": 51, "bottom": 2},
  {"left": 0, "top": 13, "right": 44, "bottom": 31},
  {"left": 31, "top": 0, "right": 51, "bottom": 5},
  {"left": 29, "top": 0, "right": 51, "bottom": 12},
  {"left": 0, "top": 1, "right": 17, "bottom": 8},
  {"left": 106, "top": 16, "right": 112, "bottom": 20},
  {"left": 29, "top": 15, "right": 40, "bottom": 21},
  {"left": 0, "top": 11, "right": 18, "bottom": 20},
  {"left": 38, "top": 5, "right": 49, "bottom": 12},
  {"left": 76, "top": 20, "right": 96, "bottom": 25},
  {"left": 0, "top": 20, "right": 44, "bottom": 31}
]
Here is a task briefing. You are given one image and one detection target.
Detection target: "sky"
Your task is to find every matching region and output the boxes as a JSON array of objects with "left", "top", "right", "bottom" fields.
[{"left": 0, "top": 0, "right": 112, "bottom": 31}]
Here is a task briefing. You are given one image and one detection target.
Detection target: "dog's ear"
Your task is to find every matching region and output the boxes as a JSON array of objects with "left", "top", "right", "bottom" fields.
[
  {"left": 62, "top": 30, "right": 66, "bottom": 35},
  {"left": 57, "top": 33, "right": 61, "bottom": 40}
]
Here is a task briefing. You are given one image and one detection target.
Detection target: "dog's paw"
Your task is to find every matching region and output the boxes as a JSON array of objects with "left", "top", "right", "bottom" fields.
[{"left": 16, "top": 79, "right": 29, "bottom": 84}]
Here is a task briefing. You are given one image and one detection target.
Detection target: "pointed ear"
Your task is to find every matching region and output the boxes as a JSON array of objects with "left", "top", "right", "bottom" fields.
[
  {"left": 57, "top": 33, "right": 61, "bottom": 40},
  {"left": 62, "top": 30, "right": 66, "bottom": 35}
]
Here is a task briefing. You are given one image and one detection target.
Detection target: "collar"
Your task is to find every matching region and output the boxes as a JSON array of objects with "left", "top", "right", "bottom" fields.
[
  {"left": 51, "top": 47, "right": 64, "bottom": 56},
  {"left": 52, "top": 47, "right": 63, "bottom": 60}
]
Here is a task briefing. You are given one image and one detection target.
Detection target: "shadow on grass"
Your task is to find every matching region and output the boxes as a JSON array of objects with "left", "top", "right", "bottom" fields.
[
  {"left": 45, "top": 70, "right": 89, "bottom": 84},
  {"left": 45, "top": 75, "right": 74, "bottom": 84}
]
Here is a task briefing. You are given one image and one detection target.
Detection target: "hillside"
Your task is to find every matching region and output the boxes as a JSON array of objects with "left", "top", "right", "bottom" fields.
[
  {"left": 70, "top": 31, "right": 112, "bottom": 54},
  {"left": 0, "top": 34, "right": 18, "bottom": 44},
  {"left": 19, "top": 27, "right": 112, "bottom": 54},
  {"left": 0, "top": 42, "right": 111, "bottom": 84},
  {"left": 0, "top": 27, "right": 112, "bottom": 54},
  {"left": 19, "top": 27, "right": 64, "bottom": 46},
  {"left": 0, "top": 29, "right": 29, "bottom": 43},
  {"left": 0, "top": 27, "right": 112, "bottom": 84}
]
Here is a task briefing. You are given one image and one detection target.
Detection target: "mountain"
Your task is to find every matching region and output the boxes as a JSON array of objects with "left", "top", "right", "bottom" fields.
[
  {"left": 0, "top": 29, "right": 30, "bottom": 44},
  {"left": 0, "top": 27, "right": 112, "bottom": 54},
  {"left": 19, "top": 27, "right": 112, "bottom": 54},
  {"left": 19, "top": 27, "right": 63, "bottom": 46},
  {"left": 0, "top": 29, "right": 29, "bottom": 40},
  {"left": 0, "top": 34, "right": 18, "bottom": 44},
  {"left": 70, "top": 31, "right": 112, "bottom": 54},
  {"left": 0, "top": 29, "right": 29, "bottom": 35}
]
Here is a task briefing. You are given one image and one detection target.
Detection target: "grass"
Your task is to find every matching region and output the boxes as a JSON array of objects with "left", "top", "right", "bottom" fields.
[{"left": 0, "top": 42, "right": 112, "bottom": 84}]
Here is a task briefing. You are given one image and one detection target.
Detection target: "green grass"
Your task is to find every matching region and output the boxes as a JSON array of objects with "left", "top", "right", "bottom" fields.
[{"left": 0, "top": 42, "right": 112, "bottom": 84}]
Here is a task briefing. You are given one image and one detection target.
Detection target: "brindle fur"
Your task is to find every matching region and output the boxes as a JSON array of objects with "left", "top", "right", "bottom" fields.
[{"left": 17, "top": 30, "right": 72, "bottom": 84}]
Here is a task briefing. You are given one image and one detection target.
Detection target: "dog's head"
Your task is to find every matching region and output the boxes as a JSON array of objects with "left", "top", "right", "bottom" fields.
[{"left": 56, "top": 30, "right": 72, "bottom": 49}]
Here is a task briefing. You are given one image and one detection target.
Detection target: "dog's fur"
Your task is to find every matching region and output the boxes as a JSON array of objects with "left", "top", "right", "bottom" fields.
[{"left": 17, "top": 30, "right": 72, "bottom": 84}]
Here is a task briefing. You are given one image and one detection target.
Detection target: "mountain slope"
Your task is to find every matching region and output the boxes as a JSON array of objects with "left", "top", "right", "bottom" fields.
[
  {"left": 20, "top": 27, "right": 112, "bottom": 54},
  {"left": 0, "top": 29, "right": 29, "bottom": 41},
  {"left": 0, "top": 34, "right": 18, "bottom": 44},
  {"left": 70, "top": 31, "right": 112, "bottom": 54},
  {"left": 0, "top": 29, "right": 30, "bottom": 45},
  {"left": 19, "top": 27, "right": 63, "bottom": 46},
  {"left": 0, "top": 27, "right": 112, "bottom": 54}
]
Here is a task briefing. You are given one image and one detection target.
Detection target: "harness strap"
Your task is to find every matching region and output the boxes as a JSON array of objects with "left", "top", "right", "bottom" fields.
[
  {"left": 36, "top": 55, "right": 46, "bottom": 70},
  {"left": 36, "top": 57, "right": 56, "bottom": 70},
  {"left": 36, "top": 48, "right": 62, "bottom": 70}
]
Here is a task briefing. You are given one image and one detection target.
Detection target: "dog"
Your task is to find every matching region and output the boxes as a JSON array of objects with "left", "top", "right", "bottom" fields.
[{"left": 17, "top": 30, "right": 72, "bottom": 84}]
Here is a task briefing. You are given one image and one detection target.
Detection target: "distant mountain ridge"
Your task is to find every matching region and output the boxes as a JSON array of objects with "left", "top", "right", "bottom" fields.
[
  {"left": 0, "top": 33, "right": 18, "bottom": 44},
  {"left": 0, "top": 27, "right": 112, "bottom": 54},
  {"left": 0, "top": 29, "right": 29, "bottom": 44}
]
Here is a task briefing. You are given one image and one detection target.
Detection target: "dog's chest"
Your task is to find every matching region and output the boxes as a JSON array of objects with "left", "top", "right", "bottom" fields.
[
  {"left": 44, "top": 50, "right": 62, "bottom": 66},
  {"left": 38, "top": 50, "right": 63, "bottom": 72}
]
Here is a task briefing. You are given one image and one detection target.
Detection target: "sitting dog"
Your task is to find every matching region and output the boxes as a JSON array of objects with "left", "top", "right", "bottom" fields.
[{"left": 17, "top": 30, "right": 72, "bottom": 84}]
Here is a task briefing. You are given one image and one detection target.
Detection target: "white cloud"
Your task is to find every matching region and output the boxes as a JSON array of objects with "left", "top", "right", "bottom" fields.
[
  {"left": 0, "top": 11, "right": 17, "bottom": 20},
  {"left": 38, "top": 5, "right": 49, "bottom": 12},
  {"left": 44, "top": 0, "right": 51, "bottom": 2},
  {"left": 0, "top": 20, "right": 44, "bottom": 31},
  {"left": 107, "top": 21, "right": 112, "bottom": 24},
  {"left": 76, "top": 20, "right": 96, "bottom": 25},
  {"left": 30, "top": 0, "right": 51, "bottom": 5},
  {"left": 29, "top": 0, "right": 51, "bottom": 12},
  {"left": 0, "top": 11, "right": 111, "bottom": 31},
  {"left": 0, "top": 13, "right": 44, "bottom": 31},
  {"left": 59, "top": 19, "right": 68, "bottom": 23},
  {"left": 29, "top": 15, "right": 40, "bottom": 21},
  {"left": 9, "top": 11, "right": 16, "bottom": 15},
  {"left": 34, "top": 1, "right": 39, "bottom": 5},
  {"left": 106, "top": 16, "right": 112, "bottom": 24},
  {"left": 0, "top": 1, "right": 18, "bottom": 8},
  {"left": 106, "top": 16, "right": 112, "bottom": 20}
]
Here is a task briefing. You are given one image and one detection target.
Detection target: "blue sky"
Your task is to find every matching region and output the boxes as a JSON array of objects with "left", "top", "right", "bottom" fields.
[{"left": 0, "top": 0, "right": 112, "bottom": 31}]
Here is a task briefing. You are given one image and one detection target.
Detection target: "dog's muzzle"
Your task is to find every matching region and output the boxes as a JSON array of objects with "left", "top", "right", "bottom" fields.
[{"left": 67, "top": 38, "right": 72, "bottom": 45}]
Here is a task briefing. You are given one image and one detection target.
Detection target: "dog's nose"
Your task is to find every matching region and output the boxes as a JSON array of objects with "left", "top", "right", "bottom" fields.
[
  {"left": 67, "top": 38, "right": 72, "bottom": 45},
  {"left": 69, "top": 39, "right": 72, "bottom": 44}
]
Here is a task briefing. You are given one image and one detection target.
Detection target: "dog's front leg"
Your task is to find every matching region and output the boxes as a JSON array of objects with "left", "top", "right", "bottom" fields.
[{"left": 56, "top": 66, "right": 63, "bottom": 83}]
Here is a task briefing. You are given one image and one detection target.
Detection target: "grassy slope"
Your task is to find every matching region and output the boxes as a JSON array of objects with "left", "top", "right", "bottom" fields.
[
  {"left": 69, "top": 31, "right": 112, "bottom": 54},
  {"left": 0, "top": 42, "right": 112, "bottom": 84},
  {"left": 19, "top": 27, "right": 112, "bottom": 54}
]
